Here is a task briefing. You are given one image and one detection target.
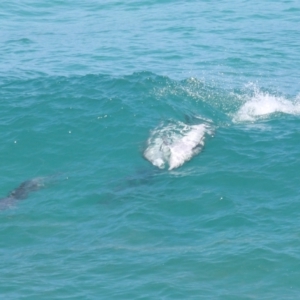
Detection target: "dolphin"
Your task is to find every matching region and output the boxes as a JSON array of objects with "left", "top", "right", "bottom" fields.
[
  {"left": 144, "top": 121, "right": 213, "bottom": 170},
  {"left": 0, "top": 176, "right": 55, "bottom": 211}
]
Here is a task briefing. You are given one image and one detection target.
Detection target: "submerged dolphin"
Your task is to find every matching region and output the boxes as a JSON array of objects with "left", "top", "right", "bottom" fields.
[
  {"left": 144, "top": 121, "right": 212, "bottom": 170},
  {"left": 0, "top": 176, "right": 54, "bottom": 210}
]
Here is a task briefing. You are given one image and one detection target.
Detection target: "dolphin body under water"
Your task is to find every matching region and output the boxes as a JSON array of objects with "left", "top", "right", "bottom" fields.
[
  {"left": 0, "top": 176, "right": 51, "bottom": 211},
  {"left": 143, "top": 120, "right": 213, "bottom": 170}
]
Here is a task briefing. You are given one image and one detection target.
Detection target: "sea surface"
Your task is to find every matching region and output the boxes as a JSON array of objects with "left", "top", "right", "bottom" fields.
[{"left": 1, "top": 1, "right": 300, "bottom": 299}]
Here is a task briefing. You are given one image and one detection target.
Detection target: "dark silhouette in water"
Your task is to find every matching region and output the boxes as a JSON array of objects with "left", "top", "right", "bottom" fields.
[{"left": 0, "top": 176, "right": 51, "bottom": 210}]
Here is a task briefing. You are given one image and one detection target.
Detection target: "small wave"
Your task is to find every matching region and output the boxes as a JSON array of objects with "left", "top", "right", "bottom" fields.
[
  {"left": 233, "top": 86, "right": 300, "bottom": 122},
  {"left": 143, "top": 120, "right": 212, "bottom": 170}
]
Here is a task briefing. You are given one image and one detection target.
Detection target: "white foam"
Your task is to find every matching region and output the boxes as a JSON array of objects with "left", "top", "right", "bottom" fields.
[
  {"left": 233, "top": 87, "right": 300, "bottom": 122},
  {"left": 144, "top": 121, "right": 211, "bottom": 170}
]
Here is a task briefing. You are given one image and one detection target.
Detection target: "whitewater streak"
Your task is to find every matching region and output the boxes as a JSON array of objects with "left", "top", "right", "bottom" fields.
[
  {"left": 144, "top": 121, "right": 212, "bottom": 170},
  {"left": 233, "top": 88, "right": 300, "bottom": 122}
]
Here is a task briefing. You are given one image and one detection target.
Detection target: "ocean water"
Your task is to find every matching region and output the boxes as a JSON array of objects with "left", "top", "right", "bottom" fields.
[{"left": 1, "top": 1, "right": 300, "bottom": 299}]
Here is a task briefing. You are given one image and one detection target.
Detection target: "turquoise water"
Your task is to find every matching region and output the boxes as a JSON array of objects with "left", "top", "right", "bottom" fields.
[{"left": 1, "top": 1, "right": 300, "bottom": 299}]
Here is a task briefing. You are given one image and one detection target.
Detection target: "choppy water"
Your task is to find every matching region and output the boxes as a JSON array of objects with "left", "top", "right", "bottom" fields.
[{"left": 1, "top": 1, "right": 300, "bottom": 299}]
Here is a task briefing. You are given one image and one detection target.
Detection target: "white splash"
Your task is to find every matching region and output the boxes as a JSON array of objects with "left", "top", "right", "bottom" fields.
[
  {"left": 233, "top": 87, "right": 300, "bottom": 122},
  {"left": 144, "top": 121, "right": 212, "bottom": 170}
]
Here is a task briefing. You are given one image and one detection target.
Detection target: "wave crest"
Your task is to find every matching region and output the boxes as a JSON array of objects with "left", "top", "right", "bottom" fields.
[{"left": 233, "top": 86, "right": 300, "bottom": 122}]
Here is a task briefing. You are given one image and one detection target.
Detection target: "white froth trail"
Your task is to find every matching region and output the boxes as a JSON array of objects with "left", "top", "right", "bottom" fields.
[
  {"left": 143, "top": 121, "right": 212, "bottom": 170},
  {"left": 233, "top": 87, "right": 300, "bottom": 122}
]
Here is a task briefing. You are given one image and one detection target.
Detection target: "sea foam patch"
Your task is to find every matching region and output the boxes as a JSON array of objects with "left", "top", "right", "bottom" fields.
[
  {"left": 233, "top": 88, "right": 300, "bottom": 122},
  {"left": 143, "top": 121, "right": 212, "bottom": 170}
]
